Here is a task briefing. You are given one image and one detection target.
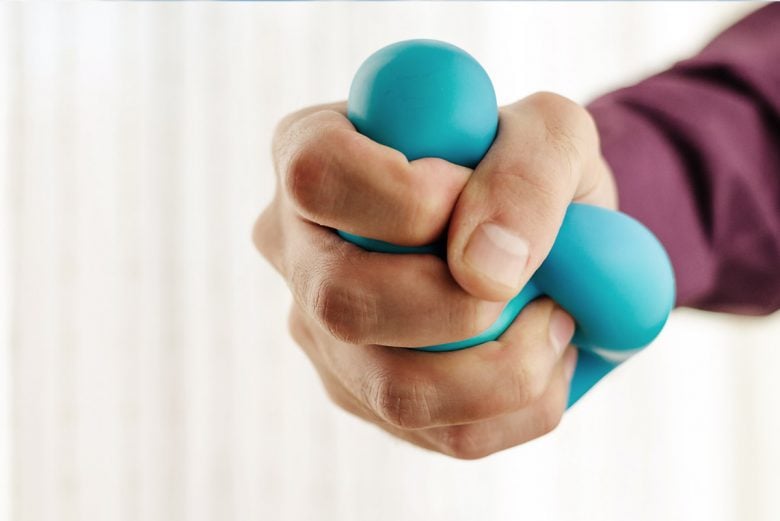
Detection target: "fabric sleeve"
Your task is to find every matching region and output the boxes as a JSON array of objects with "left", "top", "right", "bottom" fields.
[{"left": 587, "top": 4, "right": 780, "bottom": 315}]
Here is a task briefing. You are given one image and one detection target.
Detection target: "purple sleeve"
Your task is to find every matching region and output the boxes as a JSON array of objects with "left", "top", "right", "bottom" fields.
[{"left": 587, "top": 4, "right": 780, "bottom": 316}]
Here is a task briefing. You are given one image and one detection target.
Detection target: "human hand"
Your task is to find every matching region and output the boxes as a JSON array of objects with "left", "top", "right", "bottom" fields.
[{"left": 254, "top": 92, "right": 616, "bottom": 458}]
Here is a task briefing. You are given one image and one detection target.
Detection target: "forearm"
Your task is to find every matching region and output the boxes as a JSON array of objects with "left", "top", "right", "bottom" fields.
[{"left": 588, "top": 4, "right": 780, "bottom": 315}]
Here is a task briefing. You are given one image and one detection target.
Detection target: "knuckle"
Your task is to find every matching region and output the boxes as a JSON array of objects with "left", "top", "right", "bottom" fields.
[
  {"left": 273, "top": 108, "right": 316, "bottom": 175},
  {"left": 528, "top": 91, "right": 565, "bottom": 106},
  {"left": 311, "top": 272, "right": 372, "bottom": 345},
  {"left": 437, "top": 425, "right": 496, "bottom": 460},
  {"left": 368, "top": 373, "right": 439, "bottom": 430},
  {"left": 532, "top": 91, "right": 596, "bottom": 162},
  {"left": 530, "top": 91, "right": 588, "bottom": 126},
  {"left": 283, "top": 138, "right": 331, "bottom": 217},
  {"left": 273, "top": 110, "right": 302, "bottom": 140}
]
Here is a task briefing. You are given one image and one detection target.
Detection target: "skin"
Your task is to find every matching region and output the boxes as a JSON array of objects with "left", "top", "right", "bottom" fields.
[{"left": 254, "top": 92, "right": 617, "bottom": 459}]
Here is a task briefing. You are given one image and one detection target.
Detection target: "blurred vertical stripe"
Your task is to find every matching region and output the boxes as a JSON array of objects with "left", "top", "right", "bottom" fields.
[{"left": 1, "top": 3, "right": 777, "bottom": 521}]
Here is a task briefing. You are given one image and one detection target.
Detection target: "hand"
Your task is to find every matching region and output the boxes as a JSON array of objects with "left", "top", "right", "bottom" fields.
[
  {"left": 446, "top": 92, "right": 618, "bottom": 301},
  {"left": 254, "top": 93, "right": 616, "bottom": 458}
]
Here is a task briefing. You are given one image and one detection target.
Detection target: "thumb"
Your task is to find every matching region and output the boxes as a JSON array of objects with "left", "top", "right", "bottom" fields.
[{"left": 447, "top": 92, "right": 609, "bottom": 301}]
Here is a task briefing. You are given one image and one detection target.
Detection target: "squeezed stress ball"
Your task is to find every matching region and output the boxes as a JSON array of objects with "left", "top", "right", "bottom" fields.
[{"left": 340, "top": 40, "right": 676, "bottom": 406}]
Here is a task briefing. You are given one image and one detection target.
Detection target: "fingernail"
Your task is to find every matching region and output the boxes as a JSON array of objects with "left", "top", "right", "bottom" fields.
[
  {"left": 463, "top": 223, "right": 529, "bottom": 289},
  {"left": 548, "top": 308, "right": 575, "bottom": 358},
  {"left": 563, "top": 348, "right": 578, "bottom": 383}
]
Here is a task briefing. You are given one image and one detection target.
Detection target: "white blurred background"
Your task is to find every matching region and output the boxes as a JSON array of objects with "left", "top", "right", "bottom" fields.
[{"left": 1, "top": 2, "right": 779, "bottom": 521}]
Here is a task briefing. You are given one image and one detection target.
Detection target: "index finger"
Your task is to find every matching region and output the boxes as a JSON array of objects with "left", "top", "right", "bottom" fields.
[{"left": 273, "top": 103, "right": 471, "bottom": 246}]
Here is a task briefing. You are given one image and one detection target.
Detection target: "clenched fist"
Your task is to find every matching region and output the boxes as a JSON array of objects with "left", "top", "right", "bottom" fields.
[{"left": 254, "top": 92, "right": 616, "bottom": 458}]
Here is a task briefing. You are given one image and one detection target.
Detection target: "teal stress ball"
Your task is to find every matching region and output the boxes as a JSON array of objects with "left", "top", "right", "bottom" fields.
[
  {"left": 347, "top": 39, "right": 498, "bottom": 168},
  {"left": 341, "top": 39, "right": 676, "bottom": 407}
]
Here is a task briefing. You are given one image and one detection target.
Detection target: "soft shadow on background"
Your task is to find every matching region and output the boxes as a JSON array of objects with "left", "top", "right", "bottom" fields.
[{"left": 1, "top": 2, "right": 778, "bottom": 521}]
